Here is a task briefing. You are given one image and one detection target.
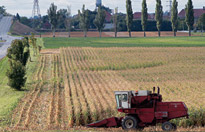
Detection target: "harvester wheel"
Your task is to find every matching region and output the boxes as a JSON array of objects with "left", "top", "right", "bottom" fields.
[
  {"left": 121, "top": 116, "right": 137, "bottom": 130},
  {"left": 171, "top": 123, "right": 177, "bottom": 131},
  {"left": 162, "top": 122, "right": 173, "bottom": 131}
]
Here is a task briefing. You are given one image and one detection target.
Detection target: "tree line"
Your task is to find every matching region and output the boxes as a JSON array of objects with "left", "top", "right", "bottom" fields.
[
  {"left": 6, "top": 34, "right": 41, "bottom": 90},
  {"left": 47, "top": 3, "right": 107, "bottom": 37},
  {"left": 46, "top": 0, "right": 198, "bottom": 37},
  {"left": 12, "top": 0, "right": 204, "bottom": 37}
]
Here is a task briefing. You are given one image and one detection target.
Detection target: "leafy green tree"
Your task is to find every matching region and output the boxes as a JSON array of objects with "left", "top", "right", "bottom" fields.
[
  {"left": 126, "top": 0, "right": 133, "bottom": 37},
  {"left": 7, "top": 40, "right": 24, "bottom": 64},
  {"left": 65, "top": 6, "right": 72, "bottom": 37},
  {"left": 141, "top": 0, "right": 148, "bottom": 37},
  {"left": 7, "top": 38, "right": 30, "bottom": 66},
  {"left": 57, "top": 9, "right": 67, "bottom": 29},
  {"left": 48, "top": 3, "right": 58, "bottom": 37},
  {"left": 155, "top": 0, "right": 163, "bottom": 37},
  {"left": 197, "top": 14, "right": 205, "bottom": 35},
  {"left": 78, "top": 5, "right": 90, "bottom": 37},
  {"left": 113, "top": 7, "right": 118, "bottom": 38},
  {"left": 22, "top": 37, "right": 30, "bottom": 65},
  {"left": 118, "top": 14, "right": 127, "bottom": 31},
  {"left": 185, "top": 0, "right": 194, "bottom": 36},
  {"left": 171, "top": 0, "right": 178, "bottom": 36},
  {"left": 29, "top": 33, "right": 37, "bottom": 56},
  {"left": 6, "top": 60, "right": 26, "bottom": 90},
  {"left": 94, "top": 6, "right": 106, "bottom": 37},
  {"left": 0, "top": 6, "right": 6, "bottom": 15}
]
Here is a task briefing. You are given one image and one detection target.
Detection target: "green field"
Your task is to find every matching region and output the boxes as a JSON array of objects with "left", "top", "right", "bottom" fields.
[{"left": 42, "top": 37, "right": 205, "bottom": 48}]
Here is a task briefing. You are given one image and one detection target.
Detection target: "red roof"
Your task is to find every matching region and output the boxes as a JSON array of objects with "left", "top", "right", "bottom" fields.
[
  {"left": 178, "top": 8, "right": 205, "bottom": 19},
  {"left": 105, "top": 11, "right": 112, "bottom": 22}
]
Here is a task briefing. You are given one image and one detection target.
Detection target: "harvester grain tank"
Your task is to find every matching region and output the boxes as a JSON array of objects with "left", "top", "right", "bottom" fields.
[{"left": 87, "top": 87, "right": 189, "bottom": 131}]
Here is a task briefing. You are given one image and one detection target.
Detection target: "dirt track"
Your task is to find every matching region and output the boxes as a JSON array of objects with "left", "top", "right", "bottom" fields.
[
  {"left": 37, "top": 31, "right": 193, "bottom": 38},
  {"left": 10, "top": 54, "right": 69, "bottom": 131}
]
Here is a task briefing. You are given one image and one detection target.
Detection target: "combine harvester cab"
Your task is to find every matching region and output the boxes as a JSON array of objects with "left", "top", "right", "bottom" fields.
[{"left": 87, "top": 87, "right": 189, "bottom": 131}]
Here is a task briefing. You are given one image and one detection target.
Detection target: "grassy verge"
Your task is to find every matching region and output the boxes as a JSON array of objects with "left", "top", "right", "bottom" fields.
[
  {"left": 0, "top": 58, "right": 24, "bottom": 126},
  {"left": 0, "top": 47, "right": 39, "bottom": 127},
  {"left": 42, "top": 37, "right": 205, "bottom": 48}
]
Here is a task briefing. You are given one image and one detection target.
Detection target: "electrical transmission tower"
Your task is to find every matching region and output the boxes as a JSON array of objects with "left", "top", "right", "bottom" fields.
[
  {"left": 32, "top": 0, "right": 41, "bottom": 18},
  {"left": 166, "top": 0, "right": 172, "bottom": 19}
]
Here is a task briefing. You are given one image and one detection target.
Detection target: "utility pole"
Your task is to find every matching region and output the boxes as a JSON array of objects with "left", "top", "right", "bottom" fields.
[
  {"left": 166, "top": 0, "right": 172, "bottom": 20},
  {"left": 32, "top": 0, "right": 41, "bottom": 18}
]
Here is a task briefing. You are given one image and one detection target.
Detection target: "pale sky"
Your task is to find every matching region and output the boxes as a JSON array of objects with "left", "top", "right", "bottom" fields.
[{"left": 1, "top": 0, "right": 204, "bottom": 17}]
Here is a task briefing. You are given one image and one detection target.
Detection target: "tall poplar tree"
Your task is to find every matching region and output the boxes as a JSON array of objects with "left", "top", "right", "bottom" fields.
[
  {"left": 171, "top": 0, "right": 178, "bottom": 36},
  {"left": 78, "top": 5, "right": 89, "bottom": 37},
  {"left": 141, "top": 0, "right": 148, "bottom": 37},
  {"left": 65, "top": 6, "right": 72, "bottom": 37},
  {"left": 126, "top": 0, "right": 133, "bottom": 37},
  {"left": 185, "top": 0, "right": 194, "bottom": 36},
  {"left": 47, "top": 3, "right": 58, "bottom": 37},
  {"left": 94, "top": 6, "right": 106, "bottom": 37},
  {"left": 113, "top": 7, "right": 118, "bottom": 38},
  {"left": 155, "top": 0, "right": 163, "bottom": 37}
]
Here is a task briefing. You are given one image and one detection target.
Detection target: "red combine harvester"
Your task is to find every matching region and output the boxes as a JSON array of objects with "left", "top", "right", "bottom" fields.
[{"left": 87, "top": 87, "right": 188, "bottom": 131}]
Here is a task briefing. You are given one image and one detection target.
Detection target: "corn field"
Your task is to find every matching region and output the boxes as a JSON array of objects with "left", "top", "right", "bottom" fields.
[{"left": 11, "top": 47, "right": 205, "bottom": 130}]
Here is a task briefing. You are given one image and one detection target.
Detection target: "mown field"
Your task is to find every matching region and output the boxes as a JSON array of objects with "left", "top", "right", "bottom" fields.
[
  {"left": 1, "top": 37, "right": 205, "bottom": 131},
  {"left": 42, "top": 37, "right": 205, "bottom": 49}
]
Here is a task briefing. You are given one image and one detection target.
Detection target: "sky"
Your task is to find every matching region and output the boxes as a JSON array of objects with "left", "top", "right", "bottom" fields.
[{"left": 1, "top": 0, "right": 204, "bottom": 17}]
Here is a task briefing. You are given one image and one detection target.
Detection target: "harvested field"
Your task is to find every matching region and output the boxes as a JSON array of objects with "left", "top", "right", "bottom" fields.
[
  {"left": 9, "top": 47, "right": 205, "bottom": 131},
  {"left": 36, "top": 31, "right": 195, "bottom": 38}
]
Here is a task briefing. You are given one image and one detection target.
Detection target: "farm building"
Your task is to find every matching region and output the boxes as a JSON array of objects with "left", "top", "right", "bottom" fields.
[{"left": 178, "top": 6, "right": 205, "bottom": 21}]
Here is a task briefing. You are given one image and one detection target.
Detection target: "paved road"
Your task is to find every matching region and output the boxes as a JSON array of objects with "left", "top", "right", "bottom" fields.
[{"left": 0, "top": 16, "right": 22, "bottom": 59}]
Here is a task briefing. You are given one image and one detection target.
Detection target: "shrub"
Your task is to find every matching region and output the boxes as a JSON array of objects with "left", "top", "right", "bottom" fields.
[
  {"left": 7, "top": 40, "right": 24, "bottom": 64},
  {"left": 7, "top": 38, "right": 30, "bottom": 66},
  {"left": 6, "top": 60, "right": 26, "bottom": 90}
]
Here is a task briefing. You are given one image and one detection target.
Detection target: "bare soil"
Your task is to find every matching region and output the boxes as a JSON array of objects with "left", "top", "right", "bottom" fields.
[{"left": 35, "top": 31, "right": 196, "bottom": 38}]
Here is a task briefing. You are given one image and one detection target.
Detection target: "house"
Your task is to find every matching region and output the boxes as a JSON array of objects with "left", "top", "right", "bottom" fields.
[
  {"left": 178, "top": 7, "right": 205, "bottom": 20},
  {"left": 105, "top": 11, "right": 112, "bottom": 23},
  {"left": 104, "top": 11, "right": 113, "bottom": 30}
]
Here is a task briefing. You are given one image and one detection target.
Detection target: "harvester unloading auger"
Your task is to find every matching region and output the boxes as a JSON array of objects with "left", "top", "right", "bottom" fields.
[{"left": 87, "top": 87, "right": 189, "bottom": 131}]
